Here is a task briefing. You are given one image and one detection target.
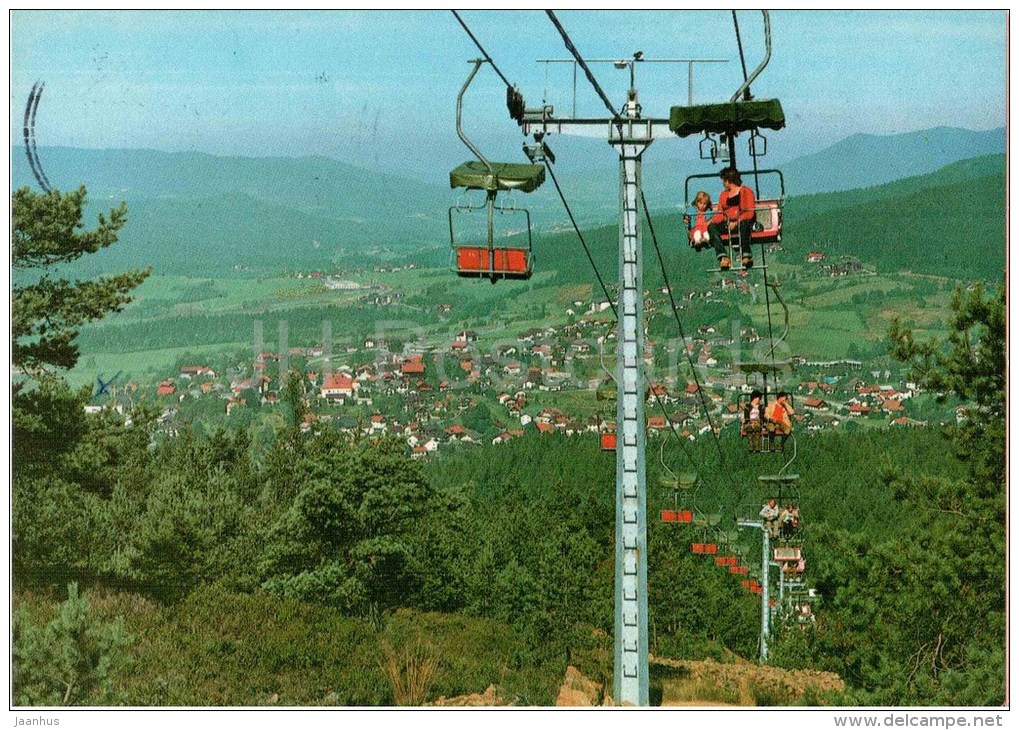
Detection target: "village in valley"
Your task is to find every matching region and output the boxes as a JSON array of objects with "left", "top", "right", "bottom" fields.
[{"left": 90, "top": 248, "right": 943, "bottom": 456}]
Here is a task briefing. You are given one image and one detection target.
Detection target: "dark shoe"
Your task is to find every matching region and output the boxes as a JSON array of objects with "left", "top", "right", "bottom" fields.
[
  {"left": 719, "top": 256, "right": 731, "bottom": 271},
  {"left": 742, "top": 255, "right": 754, "bottom": 269}
]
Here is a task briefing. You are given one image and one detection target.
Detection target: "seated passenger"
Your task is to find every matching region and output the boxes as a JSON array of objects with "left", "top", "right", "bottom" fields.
[
  {"left": 707, "top": 167, "right": 756, "bottom": 271},
  {"left": 759, "top": 498, "right": 781, "bottom": 540},
  {"left": 742, "top": 390, "right": 764, "bottom": 452},
  {"left": 781, "top": 503, "right": 797, "bottom": 540},
  {"left": 766, "top": 391, "right": 795, "bottom": 451},
  {"left": 684, "top": 190, "right": 713, "bottom": 250}
]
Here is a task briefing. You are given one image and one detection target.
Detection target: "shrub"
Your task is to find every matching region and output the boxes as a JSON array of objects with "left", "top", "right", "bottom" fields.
[{"left": 13, "top": 583, "right": 133, "bottom": 705}]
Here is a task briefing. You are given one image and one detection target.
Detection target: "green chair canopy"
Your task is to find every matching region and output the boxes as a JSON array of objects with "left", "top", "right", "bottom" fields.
[
  {"left": 669, "top": 99, "right": 786, "bottom": 138},
  {"left": 450, "top": 161, "right": 546, "bottom": 193}
]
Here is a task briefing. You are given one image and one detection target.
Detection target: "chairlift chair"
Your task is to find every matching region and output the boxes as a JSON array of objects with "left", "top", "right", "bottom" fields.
[
  {"left": 449, "top": 59, "right": 545, "bottom": 283},
  {"left": 600, "top": 423, "right": 617, "bottom": 451},
  {"left": 659, "top": 446, "right": 697, "bottom": 523},
  {"left": 682, "top": 168, "right": 786, "bottom": 273}
]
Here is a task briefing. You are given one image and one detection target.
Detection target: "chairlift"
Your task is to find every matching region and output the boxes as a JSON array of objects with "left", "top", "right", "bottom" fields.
[
  {"left": 449, "top": 59, "right": 545, "bottom": 283},
  {"left": 773, "top": 546, "right": 801, "bottom": 562},
  {"left": 597, "top": 352, "right": 616, "bottom": 450},
  {"left": 659, "top": 444, "right": 698, "bottom": 523},
  {"left": 682, "top": 168, "right": 785, "bottom": 273},
  {"left": 600, "top": 423, "right": 617, "bottom": 451},
  {"left": 738, "top": 387, "right": 800, "bottom": 454},
  {"left": 673, "top": 108, "right": 786, "bottom": 270}
]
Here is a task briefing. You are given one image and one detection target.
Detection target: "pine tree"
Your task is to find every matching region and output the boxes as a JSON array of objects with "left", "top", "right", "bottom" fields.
[
  {"left": 12, "top": 186, "right": 151, "bottom": 583},
  {"left": 12, "top": 186, "right": 150, "bottom": 382}
]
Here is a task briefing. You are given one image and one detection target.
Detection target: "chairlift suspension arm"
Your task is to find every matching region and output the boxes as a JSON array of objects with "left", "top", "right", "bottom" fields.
[
  {"left": 731, "top": 11, "right": 752, "bottom": 100},
  {"left": 764, "top": 279, "right": 790, "bottom": 356},
  {"left": 730, "top": 11, "right": 772, "bottom": 103},
  {"left": 456, "top": 59, "right": 493, "bottom": 173}
]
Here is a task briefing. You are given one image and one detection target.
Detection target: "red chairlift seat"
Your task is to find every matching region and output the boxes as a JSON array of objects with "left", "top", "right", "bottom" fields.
[
  {"left": 454, "top": 246, "right": 531, "bottom": 280},
  {"left": 718, "top": 200, "right": 782, "bottom": 245},
  {"left": 704, "top": 543, "right": 719, "bottom": 554},
  {"left": 661, "top": 509, "right": 693, "bottom": 524},
  {"left": 600, "top": 430, "right": 617, "bottom": 451},
  {"left": 691, "top": 543, "right": 705, "bottom": 554}
]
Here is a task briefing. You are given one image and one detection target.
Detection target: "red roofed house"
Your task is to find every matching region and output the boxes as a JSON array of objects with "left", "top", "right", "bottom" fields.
[
  {"left": 445, "top": 425, "right": 466, "bottom": 439},
  {"left": 647, "top": 416, "right": 668, "bottom": 432},
  {"left": 320, "top": 374, "right": 357, "bottom": 401},
  {"left": 807, "top": 252, "right": 826, "bottom": 263},
  {"left": 402, "top": 356, "right": 426, "bottom": 376},
  {"left": 157, "top": 380, "right": 176, "bottom": 397}
]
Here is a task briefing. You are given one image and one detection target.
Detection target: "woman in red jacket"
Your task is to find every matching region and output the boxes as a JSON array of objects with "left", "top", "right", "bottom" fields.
[{"left": 707, "top": 167, "right": 756, "bottom": 271}]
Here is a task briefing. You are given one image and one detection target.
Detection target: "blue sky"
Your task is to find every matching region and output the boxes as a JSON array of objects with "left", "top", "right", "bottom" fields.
[{"left": 10, "top": 10, "right": 1007, "bottom": 181}]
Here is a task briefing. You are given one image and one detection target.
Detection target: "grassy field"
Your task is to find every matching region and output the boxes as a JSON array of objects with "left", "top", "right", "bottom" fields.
[
  {"left": 68, "top": 252, "right": 962, "bottom": 393},
  {"left": 69, "top": 341, "right": 249, "bottom": 390},
  {"left": 797, "top": 276, "right": 902, "bottom": 308}
]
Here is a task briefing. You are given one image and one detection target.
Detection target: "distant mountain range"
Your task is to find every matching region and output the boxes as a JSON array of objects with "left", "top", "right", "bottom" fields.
[
  {"left": 779, "top": 126, "right": 1004, "bottom": 196},
  {"left": 12, "top": 147, "right": 452, "bottom": 275},
  {"left": 10, "top": 126, "right": 1004, "bottom": 277}
]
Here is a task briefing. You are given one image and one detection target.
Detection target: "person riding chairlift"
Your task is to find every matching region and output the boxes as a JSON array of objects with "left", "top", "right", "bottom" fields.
[
  {"left": 759, "top": 498, "right": 781, "bottom": 540},
  {"left": 742, "top": 389, "right": 764, "bottom": 452},
  {"left": 765, "top": 391, "right": 795, "bottom": 452},
  {"left": 706, "top": 167, "right": 756, "bottom": 271}
]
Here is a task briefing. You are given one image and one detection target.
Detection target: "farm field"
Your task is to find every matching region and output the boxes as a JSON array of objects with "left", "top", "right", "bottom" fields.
[{"left": 70, "top": 254, "right": 966, "bottom": 394}]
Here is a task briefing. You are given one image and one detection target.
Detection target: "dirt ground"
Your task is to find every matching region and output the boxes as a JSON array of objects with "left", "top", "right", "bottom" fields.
[{"left": 428, "top": 656, "right": 844, "bottom": 707}]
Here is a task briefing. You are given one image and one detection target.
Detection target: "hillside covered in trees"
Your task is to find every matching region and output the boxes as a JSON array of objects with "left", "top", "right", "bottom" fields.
[
  {"left": 11, "top": 173, "right": 1004, "bottom": 706},
  {"left": 13, "top": 283, "right": 1005, "bottom": 705}
]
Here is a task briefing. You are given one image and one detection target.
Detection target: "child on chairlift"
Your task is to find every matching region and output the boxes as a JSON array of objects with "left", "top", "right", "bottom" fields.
[{"left": 685, "top": 190, "right": 713, "bottom": 250}]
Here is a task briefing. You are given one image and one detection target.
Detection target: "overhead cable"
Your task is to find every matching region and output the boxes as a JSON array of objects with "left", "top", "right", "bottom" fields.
[
  {"left": 451, "top": 10, "right": 513, "bottom": 91},
  {"left": 545, "top": 10, "right": 621, "bottom": 121}
]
